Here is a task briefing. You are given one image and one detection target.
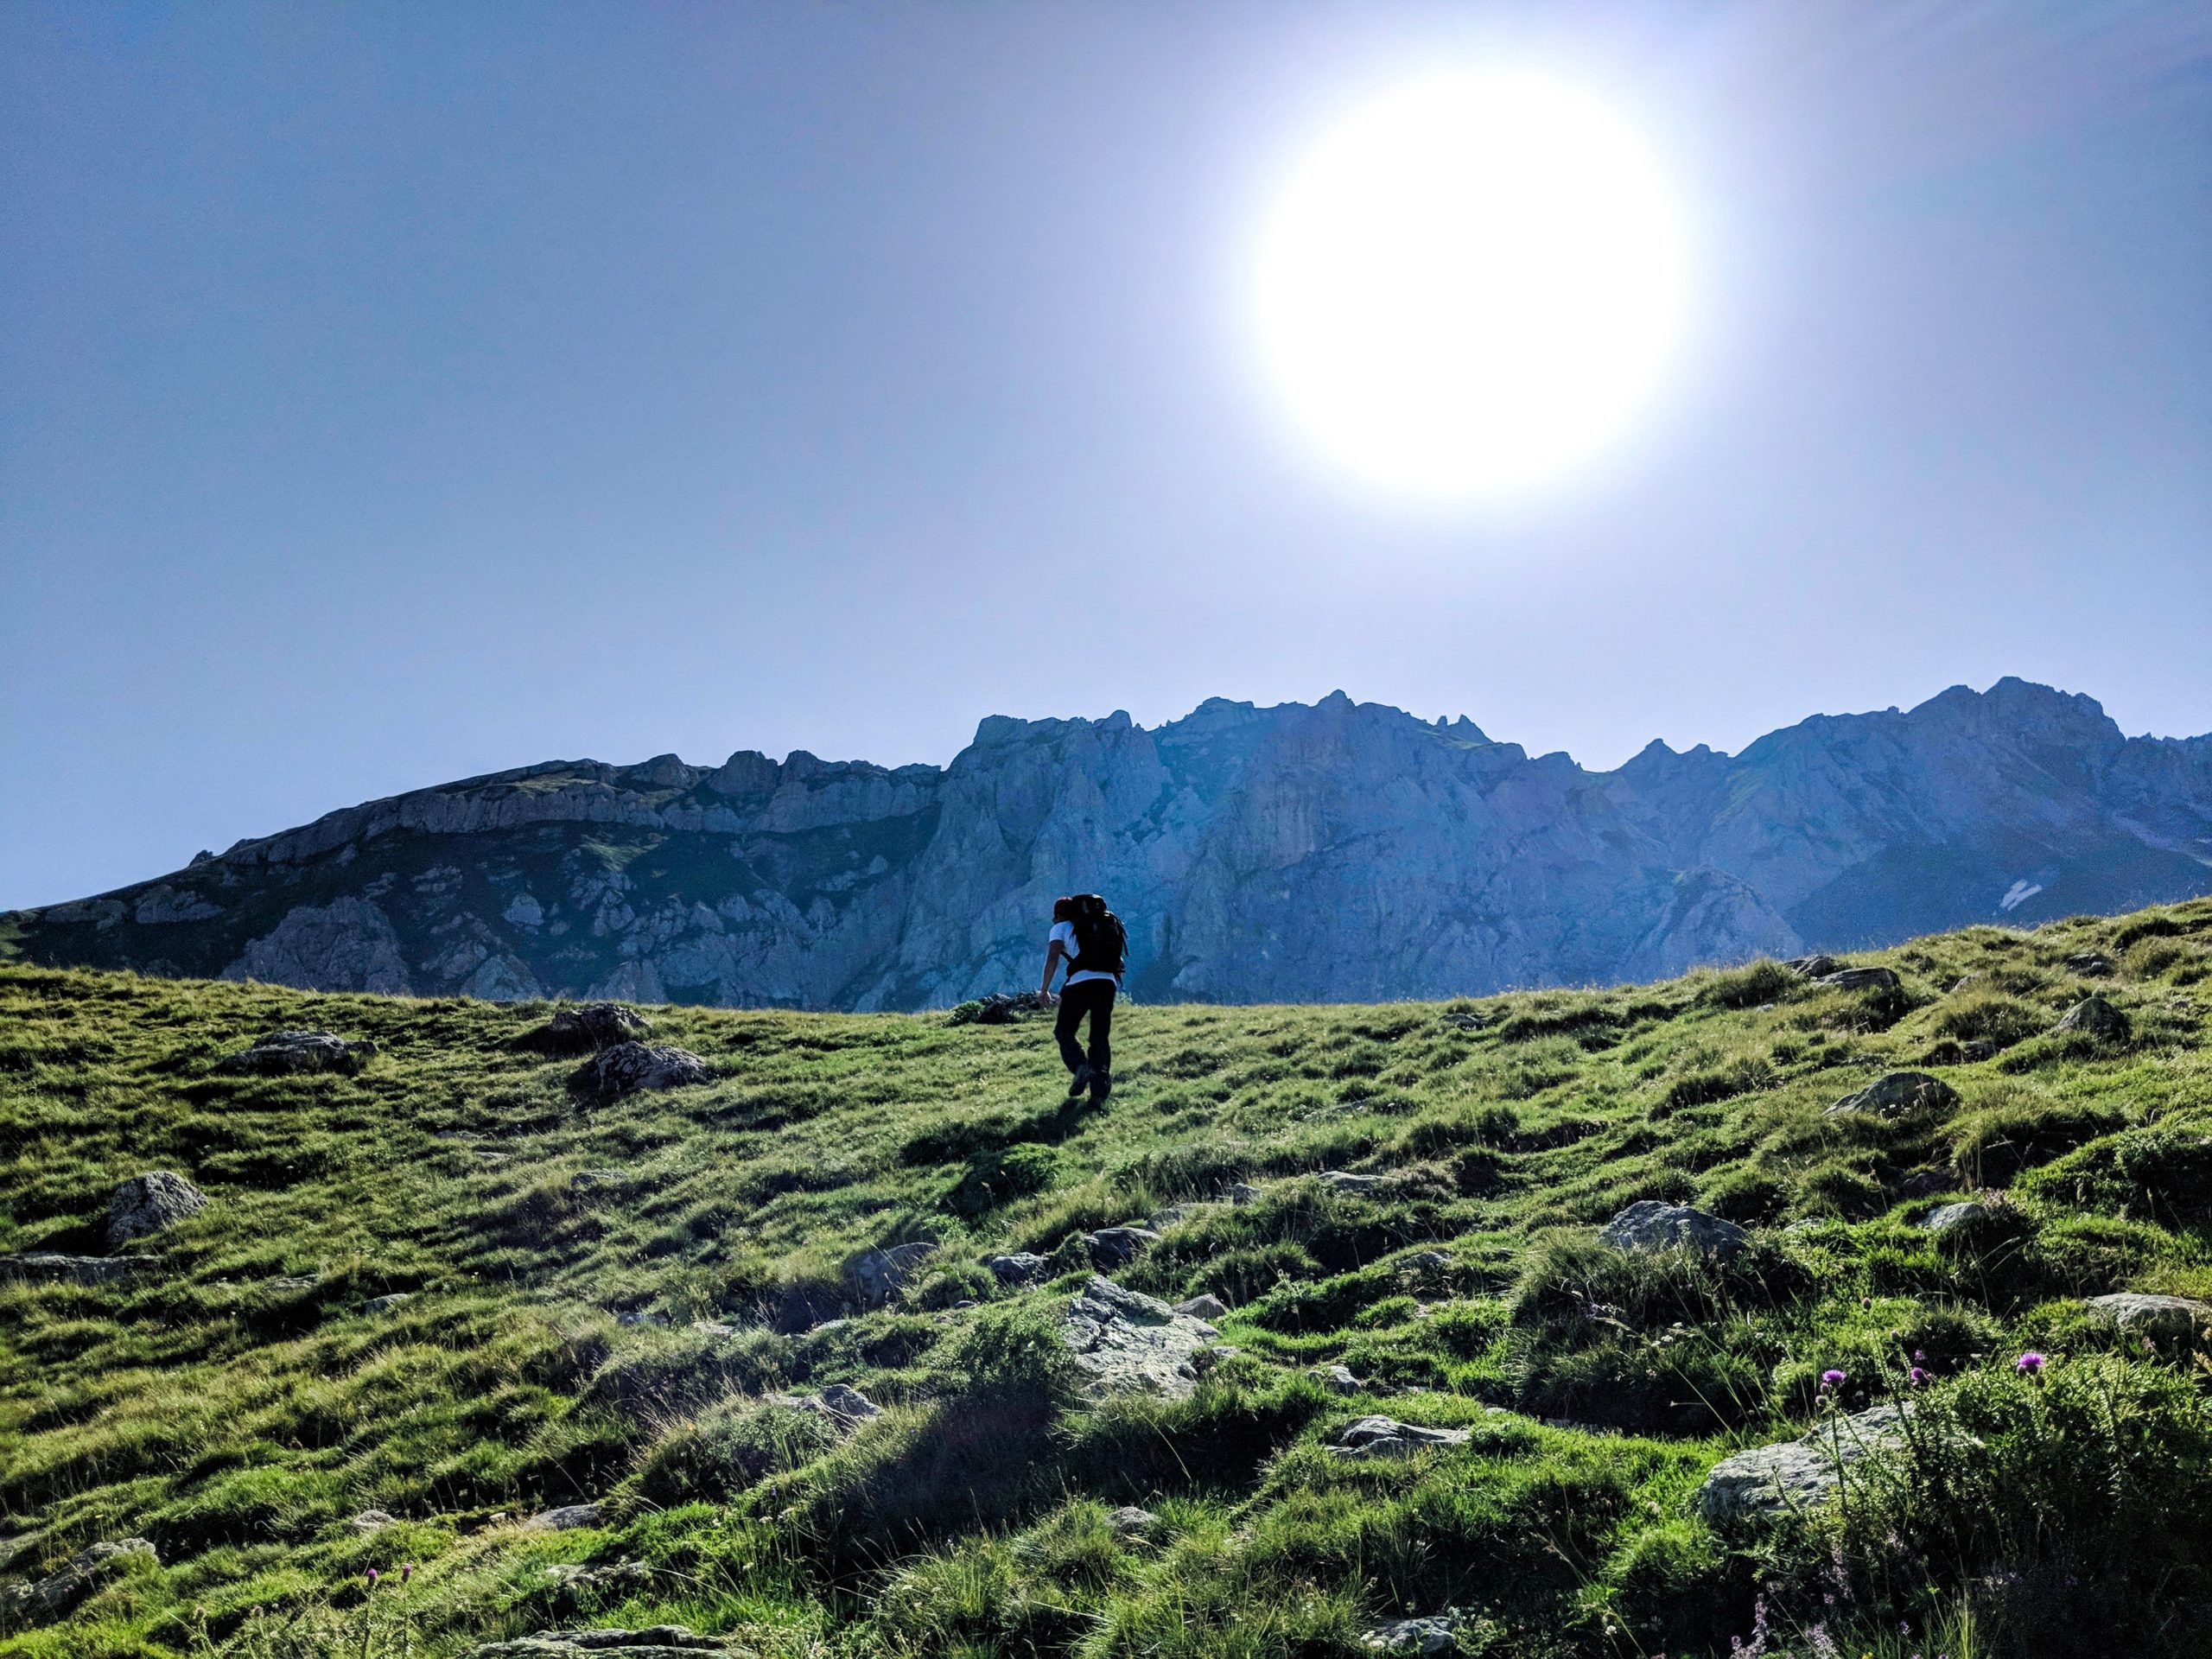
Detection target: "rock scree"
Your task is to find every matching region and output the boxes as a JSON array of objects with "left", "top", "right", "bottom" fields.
[
  {"left": 105, "top": 1171, "right": 207, "bottom": 1249},
  {"left": 1060, "top": 1276, "right": 1218, "bottom": 1399}
]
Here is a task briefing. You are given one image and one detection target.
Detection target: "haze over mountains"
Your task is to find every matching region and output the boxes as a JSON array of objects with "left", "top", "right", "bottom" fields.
[{"left": 8, "top": 678, "right": 2209, "bottom": 1010}]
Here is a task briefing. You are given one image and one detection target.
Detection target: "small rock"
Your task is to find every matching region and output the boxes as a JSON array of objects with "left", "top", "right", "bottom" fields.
[
  {"left": 218, "top": 1030, "right": 377, "bottom": 1076},
  {"left": 803, "top": 1383, "right": 882, "bottom": 1425},
  {"left": 1061, "top": 1276, "right": 1218, "bottom": 1399},
  {"left": 1815, "top": 966, "right": 1903, "bottom": 994},
  {"left": 105, "top": 1171, "right": 208, "bottom": 1249},
  {"left": 2055, "top": 995, "right": 2130, "bottom": 1041},
  {"left": 1922, "top": 1201, "right": 1990, "bottom": 1235},
  {"left": 2086, "top": 1292, "right": 2212, "bottom": 1345},
  {"left": 0, "top": 1538, "right": 158, "bottom": 1624},
  {"left": 1363, "top": 1611, "right": 1463, "bottom": 1655},
  {"left": 1108, "top": 1504, "right": 1158, "bottom": 1534},
  {"left": 1311, "top": 1363, "right": 1363, "bottom": 1395},
  {"left": 1786, "top": 953, "right": 1845, "bottom": 979},
  {"left": 534, "top": 1002, "right": 652, "bottom": 1055},
  {"left": 1316, "top": 1170, "right": 1384, "bottom": 1194},
  {"left": 2063, "top": 951, "right": 2117, "bottom": 977},
  {"left": 571, "top": 1168, "right": 629, "bottom": 1192},
  {"left": 690, "top": 1319, "right": 737, "bottom": 1337},
  {"left": 1959, "top": 1039, "right": 1999, "bottom": 1062},
  {"left": 1825, "top": 1071, "right": 1959, "bottom": 1119},
  {"left": 1598, "top": 1200, "right": 1748, "bottom": 1261},
  {"left": 1438, "top": 1010, "right": 1485, "bottom": 1031},
  {"left": 1698, "top": 1404, "right": 1913, "bottom": 1523},
  {"left": 352, "top": 1510, "right": 397, "bottom": 1532},
  {"left": 1949, "top": 973, "right": 1984, "bottom": 994},
  {"left": 525, "top": 1503, "right": 604, "bottom": 1532},
  {"left": 575, "top": 1043, "right": 711, "bottom": 1097},
  {"left": 614, "top": 1310, "right": 666, "bottom": 1328},
  {"left": 270, "top": 1274, "right": 319, "bottom": 1292},
  {"left": 469, "top": 1628, "right": 724, "bottom": 1657},
  {"left": 0, "top": 1253, "right": 162, "bottom": 1285},
  {"left": 1174, "top": 1293, "right": 1230, "bottom": 1319},
  {"left": 847, "top": 1241, "right": 933, "bottom": 1305},
  {"left": 1084, "top": 1226, "right": 1160, "bottom": 1269},
  {"left": 1398, "top": 1250, "right": 1452, "bottom": 1274},
  {"left": 1330, "top": 1415, "right": 1472, "bottom": 1459},
  {"left": 363, "top": 1293, "right": 415, "bottom": 1314},
  {"left": 1147, "top": 1205, "right": 1188, "bottom": 1229},
  {"left": 988, "top": 1251, "right": 1049, "bottom": 1287},
  {"left": 1230, "top": 1182, "right": 1266, "bottom": 1205}
]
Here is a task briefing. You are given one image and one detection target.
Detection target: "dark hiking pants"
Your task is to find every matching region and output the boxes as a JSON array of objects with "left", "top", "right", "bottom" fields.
[{"left": 1054, "top": 979, "right": 1116, "bottom": 1078}]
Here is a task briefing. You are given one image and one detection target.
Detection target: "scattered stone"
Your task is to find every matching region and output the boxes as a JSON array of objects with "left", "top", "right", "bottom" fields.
[
  {"left": 847, "top": 1241, "right": 933, "bottom": 1305},
  {"left": 363, "top": 1293, "right": 415, "bottom": 1315},
  {"left": 218, "top": 1030, "right": 378, "bottom": 1076},
  {"left": 988, "top": 1251, "right": 1049, "bottom": 1287},
  {"left": 690, "top": 1319, "right": 737, "bottom": 1337},
  {"left": 1060, "top": 1276, "right": 1218, "bottom": 1399},
  {"left": 575, "top": 1043, "right": 710, "bottom": 1097},
  {"left": 1698, "top": 1404, "right": 1914, "bottom": 1523},
  {"left": 1147, "top": 1205, "right": 1188, "bottom": 1229},
  {"left": 1825, "top": 1071, "right": 1959, "bottom": 1119},
  {"left": 1174, "top": 1293, "right": 1230, "bottom": 1319},
  {"left": 1786, "top": 954, "right": 1844, "bottom": 979},
  {"left": 1921, "top": 1201, "right": 1989, "bottom": 1235},
  {"left": 1438, "top": 1010, "right": 1485, "bottom": 1031},
  {"left": 1598, "top": 1200, "right": 1749, "bottom": 1261},
  {"left": 270, "top": 1274, "right": 319, "bottom": 1292},
  {"left": 1311, "top": 1363, "right": 1364, "bottom": 1395},
  {"left": 962, "top": 991, "right": 1054, "bottom": 1026},
  {"left": 798, "top": 1383, "right": 881, "bottom": 1426},
  {"left": 571, "top": 1168, "right": 630, "bottom": 1192},
  {"left": 532, "top": 1002, "right": 652, "bottom": 1055},
  {"left": 614, "top": 1310, "right": 666, "bottom": 1328},
  {"left": 1949, "top": 973, "right": 1984, "bottom": 994},
  {"left": 2055, "top": 995, "right": 2130, "bottom": 1042},
  {"left": 0, "top": 1253, "right": 161, "bottom": 1285},
  {"left": 352, "top": 1510, "right": 396, "bottom": 1532},
  {"left": 1959, "top": 1039, "right": 1999, "bottom": 1063},
  {"left": 1330, "top": 1415, "right": 1472, "bottom": 1459},
  {"left": 1815, "top": 966, "right": 1903, "bottom": 994},
  {"left": 525, "top": 1503, "right": 604, "bottom": 1532},
  {"left": 541, "top": 1560, "right": 652, "bottom": 1592},
  {"left": 1363, "top": 1611, "right": 1465, "bottom": 1655},
  {"left": 2063, "top": 951, "right": 2117, "bottom": 977},
  {"left": 469, "top": 1629, "right": 724, "bottom": 1657},
  {"left": 1230, "top": 1182, "right": 1266, "bottom": 1205},
  {"left": 1399, "top": 1250, "right": 1452, "bottom": 1274},
  {"left": 2086, "top": 1292, "right": 2212, "bottom": 1345},
  {"left": 1108, "top": 1505, "right": 1158, "bottom": 1534},
  {"left": 1316, "top": 1170, "right": 1384, "bottom": 1194},
  {"left": 105, "top": 1171, "right": 208, "bottom": 1248},
  {"left": 1084, "top": 1226, "right": 1160, "bottom": 1269},
  {"left": 0, "top": 1538, "right": 158, "bottom": 1626}
]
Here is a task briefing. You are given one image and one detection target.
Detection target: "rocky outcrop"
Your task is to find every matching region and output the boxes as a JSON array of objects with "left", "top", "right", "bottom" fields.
[
  {"left": 2056, "top": 995, "right": 2131, "bottom": 1041},
  {"left": 469, "top": 1630, "right": 725, "bottom": 1658},
  {"left": 218, "top": 1030, "right": 377, "bottom": 1076},
  {"left": 106, "top": 1172, "right": 207, "bottom": 1248},
  {"left": 1330, "top": 1416, "right": 1473, "bottom": 1459},
  {"left": 0, "top": 1253, "right": 161, "bottom": 1284},
  {"left": 1698, "top": 1404, "right": 1914, "bottom": 1523},
  {"left": 575, "top": 1043, "right": 709, "bottom": 1096},
  {"left": 12, "top": 681, "right": 2211, "bottom": 1009},
  {"left": 847, "top": 1242, "right": 932, "bottom": 1306},
  {"left": 1060, "top": 1276, "right": 1217, "bottom": 1398},
  {"left": 1826, "top": 1071, "right": 1959, "bottom": 1119},
  {"left": 2087, "top": 1292, "right": 2212, "bottom": 1344},
  {"left": 0, "top": 1538, "right": 157, "bottom": 1627},
  {"left": 1599, "top": 1201, "right": 1749, "bottom": 1260},
  {"left": 529, "top": 1003, "right": 652, "bottom": 1054}
]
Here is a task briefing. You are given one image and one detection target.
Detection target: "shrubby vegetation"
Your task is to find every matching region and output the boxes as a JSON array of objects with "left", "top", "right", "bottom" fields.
[{"left": 2, "top": 899, "right": 2209, "bottom": 1656}]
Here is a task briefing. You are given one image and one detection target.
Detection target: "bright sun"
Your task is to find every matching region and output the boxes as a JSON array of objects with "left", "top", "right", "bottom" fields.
[{"left": 1256, "top": 69, "right": 1690, "bottom": 504}]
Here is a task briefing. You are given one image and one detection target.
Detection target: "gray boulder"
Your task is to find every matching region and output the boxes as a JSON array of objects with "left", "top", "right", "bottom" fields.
[
  {"left": 1108, "top": 1504, "right": 1158, "bottom": 1534},
  {"left": 2087, "top": 1292, "right": 2212, "bottom": 1345},
  {"left": 988, "top": 1251, "right": 1049, "bottom": 1287},
  {"left": 1364, "top": 1611, "right": 1464, "bottom": 1656},
  {"left": 1061, "top": 1276, "right": 1218, "bottom": 1399},
  {"left": 0, "top": 1538, "right": 158, "bottom": 1627},
  {"left": 525, "top": 1503, "right": 604, "bottom": 1531},
  {"left": 363, "top": 1292, "right": 416, "bottom": 1314},
  {"left": 1230, "top": 1182, "right": 1266, "bottom": 1205},
  {"left": 847, "top": 1241, "right": 932, "bottom": 1306},
  {"left": 1698, "top": 1403, "right": 1914, "bottom": 1523},
  {"left": 1922, "top": 1201, "right": 1990, "bottom": 1235},
  {"left": 351, "top": 1510, "right": 397, "bottom": 1532},
  {"left": 576, "top": 1042, "right": 709, "bottom": 1096},
  {"left": 1311, "top": 1363, "right": 1364, "bottom": 1395},
  {"left": 470, "top": 1630, "right": 725, "bottom": 1657},
  {"left": 2055, "top": 995, "right": 2129, "bottom": 1041},
  {"left": 1786, "top": 954, "right": 1844, "bottom": 979},
  {"left": 1825, "top": 1071, "right": 1959, "bottom": 1119},
  {"left": 798, "top": 1383, "right": 881, "bottom": 1426},
  {"left": 535, "top": 1003, "right": 652, "bottom": 1054},
  {"left": 106, "top": 1171, "right": 207, "bottom": 1249},
  {"left": 1598, "top": 1200, "right": 1748, "bottom": 1261},
  {"left": 2063, "top": 951, "right": 2117, "bottom": 977},
  {"left": 0, "top": 1253, "right": 161, "bottom": 1285},
  {"left": 218, "top": 1030, "right": 377, "bottom": 1076},
  {"left": 1815, "top": 966, "right": 1902, "bottom": 994},
  {"left": 1331, "top": 1415, "right": 1472, "bottom": 1459},
  {"left": 1084, "top": 1226, "right": 1160, "bottom": 1269},
  {"left": 1174, "top": 1293, "right": 1230, "bottom": 1319},
  {"left": 1316, "top": 1170, "right": 1385, "bottom": 1195}
]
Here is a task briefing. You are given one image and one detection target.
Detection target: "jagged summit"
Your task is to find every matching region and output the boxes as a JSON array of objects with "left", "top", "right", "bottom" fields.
[{"left": 9, "top": 681, "right": 2210, "bottom": 1009}]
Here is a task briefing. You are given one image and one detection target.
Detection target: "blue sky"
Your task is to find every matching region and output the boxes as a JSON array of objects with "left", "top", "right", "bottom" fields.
[{"left": 3, "top": 2, "right": 2208, "bottom": 909}]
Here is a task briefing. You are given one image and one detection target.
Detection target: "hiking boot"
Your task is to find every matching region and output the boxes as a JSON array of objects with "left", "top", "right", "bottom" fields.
[
  {"left": 1065, "top": 1062, "right": 1091, "bottom": 1099},
  {"left": 1089, "top": 1069, "right": 1113, "bottom": 1103}
]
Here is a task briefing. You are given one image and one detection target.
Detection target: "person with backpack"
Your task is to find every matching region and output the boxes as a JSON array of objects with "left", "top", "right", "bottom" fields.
[{"left": 1040, "top": 893, "right": 1126, "bottom": 1101}]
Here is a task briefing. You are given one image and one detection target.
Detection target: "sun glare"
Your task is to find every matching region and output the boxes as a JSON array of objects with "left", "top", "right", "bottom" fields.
[{"left": 1255, "top": 69, "right": 1690, "bottom": 504}]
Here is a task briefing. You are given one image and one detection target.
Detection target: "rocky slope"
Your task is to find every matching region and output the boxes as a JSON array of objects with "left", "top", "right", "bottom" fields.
[{"left": 8, "top": 678, "right": 2209, "bottom": 1008}]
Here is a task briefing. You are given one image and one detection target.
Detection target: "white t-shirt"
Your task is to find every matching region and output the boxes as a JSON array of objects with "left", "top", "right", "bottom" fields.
[{"left": 1049, "top": 919, "right": 1120, "bottom": 988}]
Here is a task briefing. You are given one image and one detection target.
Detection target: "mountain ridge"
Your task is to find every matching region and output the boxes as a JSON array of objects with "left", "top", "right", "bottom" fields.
[{"left": 9, "top": 677, "right": 2211, "bottom": 1009}]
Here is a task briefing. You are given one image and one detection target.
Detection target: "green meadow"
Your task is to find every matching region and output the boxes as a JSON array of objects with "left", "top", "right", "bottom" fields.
[{"left": 3, "top": 899, "right": 2210, "bottom": 1658}]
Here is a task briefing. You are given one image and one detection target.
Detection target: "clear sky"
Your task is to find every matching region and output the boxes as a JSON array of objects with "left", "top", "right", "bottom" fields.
[{"left": 3, "top": 2, "right": 2209, "bottom": 910}]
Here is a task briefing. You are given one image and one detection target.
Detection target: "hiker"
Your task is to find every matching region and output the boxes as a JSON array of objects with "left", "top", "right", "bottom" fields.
[{"left": 1040, "top": 893, "right": 1126, "bottom": 1101}]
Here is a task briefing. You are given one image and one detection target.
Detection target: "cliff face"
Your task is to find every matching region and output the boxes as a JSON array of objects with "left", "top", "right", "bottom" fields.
[{"left": 11, "top": 679, "right": 2211, "bottom": 1007}]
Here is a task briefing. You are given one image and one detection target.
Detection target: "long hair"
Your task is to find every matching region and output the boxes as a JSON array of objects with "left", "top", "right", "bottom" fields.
[{"left": 1052, "top": 895, "right": 1078, "bottom": 924}]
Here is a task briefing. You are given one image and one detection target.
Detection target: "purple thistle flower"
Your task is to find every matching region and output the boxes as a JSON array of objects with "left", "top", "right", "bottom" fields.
[
  {"left": 1909, "top": 1366, "right": 1928, "bottom": 1386},
  {"left": 2016, "top": 1351, "right": 2047, "bottom": 1375},
  {"left": 365, "top": 1567, "right": 379, "bottom": 1589},
  {"left": 1914, "top": 1349, "right": 1926, "bottom": 1363},
  {"left": 1821, "top": 1368, "right": 1847, "bottom": 1387},
  {"left": 402, "top": 1562, "right": 415, "bottom": 1584}
]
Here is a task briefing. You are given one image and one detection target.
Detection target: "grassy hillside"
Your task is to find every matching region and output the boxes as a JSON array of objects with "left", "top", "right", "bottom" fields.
[{"left": 3, "top": 901, "right": 2210, "bottom": 1658}]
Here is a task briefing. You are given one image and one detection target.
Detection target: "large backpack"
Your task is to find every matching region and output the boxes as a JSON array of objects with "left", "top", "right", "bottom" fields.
[{"left": 1071, "top": 899, "right": 1127, "bottom": 978}]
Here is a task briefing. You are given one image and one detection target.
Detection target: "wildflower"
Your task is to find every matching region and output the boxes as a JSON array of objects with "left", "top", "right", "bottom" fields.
[
  {"left": 365, "top": 1567, "right": 379, "bottom": 1589},
  {"left": 1913, "top": 1349, "right": 1926, "bottom": 1363},
  {"left": 1821, "top": 1368, "right": 1847, "bottom": 1389},
  {"left": 2016, "top": 1350, "right": 2048, "bottom": 1375},
  {"left": 402, "top": 1562, "right": 415, "bottom": 1584},
  {"left": 1909, "top": 1366, "right": 1928, "bottom": 1386}
]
